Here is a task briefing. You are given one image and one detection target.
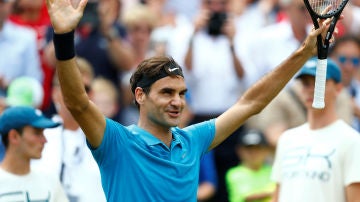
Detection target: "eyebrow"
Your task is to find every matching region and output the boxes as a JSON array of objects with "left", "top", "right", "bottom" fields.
[{"left": 160, "top": 87, "right": 188, "bottom": 94}]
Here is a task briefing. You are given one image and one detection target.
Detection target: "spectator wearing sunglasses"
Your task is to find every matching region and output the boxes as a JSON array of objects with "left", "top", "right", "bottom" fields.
[{"left": 330, "top": 34, "right": 360, "bottom": 132}]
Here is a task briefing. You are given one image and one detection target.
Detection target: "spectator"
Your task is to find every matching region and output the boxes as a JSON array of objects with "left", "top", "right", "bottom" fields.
[
  {"left": 246, "top": 79, "right": 353, "bottom": 153},
  {"left": 329, "top": 34, "right": 360, "bottom": 131},
  {"left": 119, "top": 3, "right": 156, "bottom": 125},
  {"left": 0, "top": 0, "right": 42, "bottom": 96},
  {"left": 142, "top": 0, "right": 194, "bottom": 62},
  {"left": 271, "top": 58, "right": 360, "bottom": 201},
  {"left": 183, "top": 0, "right": 247, "bottom": 200},
  {"left": 0, "top": 106, "right": 68, "bottom": 202},
  {"left": 198, "top": 151, "right": 218, "bottom": 202},
  {"left": 90, "top": 77, "right": 121, "bottom": 122},
  {"left": 9, "top": 0, "right": 54, "bottom": 111},
  {"left": 243, "top": 0, "right": 312, "bottom": 87},
  {"left": 226, "top": 129, "right": 275, "bottom": 202},
  {"left": 43, "top": 0, "right": 134, "bottom": 89}
]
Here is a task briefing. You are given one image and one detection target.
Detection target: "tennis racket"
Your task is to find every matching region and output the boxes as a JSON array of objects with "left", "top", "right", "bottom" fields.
[{"left": 303, "top": 0, "right": 348, "bottom": 109}]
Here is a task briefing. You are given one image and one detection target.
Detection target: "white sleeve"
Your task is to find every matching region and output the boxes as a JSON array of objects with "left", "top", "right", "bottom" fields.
[
  {"left": 271, "top": 133, "right": 287, "bottom": 183},
  {"left": 343, "top": 135, "right": 360, "bottom": 186}
]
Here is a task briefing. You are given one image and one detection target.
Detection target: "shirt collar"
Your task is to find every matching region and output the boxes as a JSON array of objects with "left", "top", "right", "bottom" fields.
[{"left": 130, "top": 125, "right": 183, "bottom": 148}]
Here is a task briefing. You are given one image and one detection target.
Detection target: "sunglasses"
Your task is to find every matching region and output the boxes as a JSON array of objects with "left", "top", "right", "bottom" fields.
[{"left": 337, "top": 55, "right": 360, "bottom": 67}]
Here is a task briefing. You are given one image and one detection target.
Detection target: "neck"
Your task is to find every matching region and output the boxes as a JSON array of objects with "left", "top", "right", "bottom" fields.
[
  {"left": 307, "top": 107, "right": 338, "bottom": 129},
  {"left": 18, "top": 9, "right": 41, "bottom": 22},
  {"left": 0, "top": 152, "right": 31, "bottom": 175},
  {"left": 243, "top": 161, "right": 262, "bottom": 171},
  {"left": 138, "top": 120, "right": 173, "bottom": 147}
]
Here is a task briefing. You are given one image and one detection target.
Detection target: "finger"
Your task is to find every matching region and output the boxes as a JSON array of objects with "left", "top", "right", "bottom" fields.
[
  {"left": 77, "top": 0, "right": 89, "bottom": 13},
  {"left": 321, "top": 5, "right": 332, "bottom": 15},
  {"left": 312, "top": 19, "right": 330, "bottom": 36}
]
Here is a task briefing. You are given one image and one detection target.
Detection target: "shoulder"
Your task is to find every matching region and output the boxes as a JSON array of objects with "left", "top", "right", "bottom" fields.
[
  {"left": 282, "top": 123, "right": 308, "bottom": 137},
  {"left": 226, "top": 165, "right": 244, "bottom": 178},
  {"left": 4, "top": 21, "right": 37, "bottom": 38},
  {"left": 333, "top": 120, "right": 360, "bottom": 137},
  {"left": 181, "top": 119, "right": 216, "bottom": 135},
  {"left": 105, "top": 118, "right": 129, "bottom": 132}
]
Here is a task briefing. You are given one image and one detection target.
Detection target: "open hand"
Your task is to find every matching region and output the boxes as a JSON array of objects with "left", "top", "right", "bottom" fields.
[{"left": 46, "top": 0, "right": 88, "bottom": 34}]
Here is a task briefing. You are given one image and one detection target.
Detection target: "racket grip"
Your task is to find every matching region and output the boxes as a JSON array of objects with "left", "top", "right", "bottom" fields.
[{"left": 312, "top": 59, "right": 327, "bottom": 109}]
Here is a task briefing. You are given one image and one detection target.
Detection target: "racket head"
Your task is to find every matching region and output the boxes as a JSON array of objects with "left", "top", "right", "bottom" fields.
[{"left": 303, "top": 0, "right": 349, "bottom": 19}]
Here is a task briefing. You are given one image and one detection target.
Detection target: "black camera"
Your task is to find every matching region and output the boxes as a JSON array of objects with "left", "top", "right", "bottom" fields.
[{"left": 207, "top": 12, "right": 227, "bottom": 36}]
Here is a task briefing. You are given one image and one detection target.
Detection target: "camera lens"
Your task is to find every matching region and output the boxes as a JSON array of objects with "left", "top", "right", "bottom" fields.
[{"left": 207, "top": 12, "right": 227, "bottom": 36}]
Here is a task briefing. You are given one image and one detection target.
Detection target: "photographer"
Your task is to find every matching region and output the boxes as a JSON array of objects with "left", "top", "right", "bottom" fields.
[{"left": 183, "top": 0, "right": 247, "bottom": 201}]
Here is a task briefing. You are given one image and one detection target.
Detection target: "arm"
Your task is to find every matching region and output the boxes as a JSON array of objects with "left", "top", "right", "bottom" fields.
[
  {"left": 98, "top": 0, "right": 135, "bottom": 72},
  {"left": 223, "top": 16, "right": 245, "bottom": 78},
  {"left": 346, "top": 183, "right": 360, "bottom": 202},
  {"left": 271, "top": 184, "right": 280, "bottom": 202},
  {"left": 209, "top": 21, "right": 330, "bottom": 149},
  {"left": 245, "top": 192, "right": 273, "bottom": 201},
  {"left": 184, "top": 8, "right": 209, "bottom": 71},
  {"left": 47, "top": 0, "right": 105, "bottom": 148},
  {"left": 197, "top": 152, "right": 217, "bottom": 201}
]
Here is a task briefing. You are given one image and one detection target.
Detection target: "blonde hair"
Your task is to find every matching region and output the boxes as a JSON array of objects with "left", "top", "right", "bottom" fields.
[
  {"left": 91, "top": 77, "right": 119, "bottom": 102},
  {"left": 122, "top": 4, "right": 157, "bottom": 30},
  {"left": 53, "top": 57, "right": 94, "bottom": 87}
]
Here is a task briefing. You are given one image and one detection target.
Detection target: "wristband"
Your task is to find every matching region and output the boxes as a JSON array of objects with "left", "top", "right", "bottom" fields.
[{"left": 53, "top": 30, "right": 75, "bottom": 61}]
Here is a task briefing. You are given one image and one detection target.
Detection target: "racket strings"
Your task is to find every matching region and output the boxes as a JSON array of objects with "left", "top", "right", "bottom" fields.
[{"left": 310, "top": 0, "right": 342, "bottom": 16}]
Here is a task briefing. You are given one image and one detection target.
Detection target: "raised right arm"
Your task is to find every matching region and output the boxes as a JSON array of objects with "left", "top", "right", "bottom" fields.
[{"left": 46, "top": 0, "right": 105, "bottom": 148}]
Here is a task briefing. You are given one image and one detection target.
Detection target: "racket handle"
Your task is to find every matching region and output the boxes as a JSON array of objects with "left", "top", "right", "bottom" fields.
[{"left": 312, "top": 59, "right": 327, "bottom": 109}]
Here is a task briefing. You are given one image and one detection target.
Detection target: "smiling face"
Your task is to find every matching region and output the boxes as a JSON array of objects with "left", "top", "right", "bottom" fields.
[{"left": 136, "top": 76, "right": 187, "bottom": 129}]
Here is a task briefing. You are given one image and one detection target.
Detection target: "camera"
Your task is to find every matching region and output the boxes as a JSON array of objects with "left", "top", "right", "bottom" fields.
[{"left": 207, "top": 12, "right": 227, "bottom": 36}]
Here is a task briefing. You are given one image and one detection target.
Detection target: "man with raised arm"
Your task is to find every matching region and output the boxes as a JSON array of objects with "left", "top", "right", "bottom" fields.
[{"left": 45, "top": 0, "right": 332, "bottom": 201}]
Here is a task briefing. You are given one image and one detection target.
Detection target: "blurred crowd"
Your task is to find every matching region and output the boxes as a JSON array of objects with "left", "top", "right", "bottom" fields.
[{"left": 0, "top": 0, "right": 360, "bottom": 201}]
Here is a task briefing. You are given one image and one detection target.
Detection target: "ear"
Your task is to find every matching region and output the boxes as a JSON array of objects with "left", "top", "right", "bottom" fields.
[
  {"left": 8, "top": 129, "right": 21, "bottom": 145},
  {"left": 134, "top": 87, "right": 146, "bottom": 105}
]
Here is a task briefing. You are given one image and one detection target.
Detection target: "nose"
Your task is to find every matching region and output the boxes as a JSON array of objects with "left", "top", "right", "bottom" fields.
[
  {"left": 170, "top": 94, "right": 184, "bottom": 106},
  {"left": 40, "top": 133, "right": 47, "bottom": 144}
]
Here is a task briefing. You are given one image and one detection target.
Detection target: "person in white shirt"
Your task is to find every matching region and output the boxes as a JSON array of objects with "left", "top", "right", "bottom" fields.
[
  {"left": 271, "top": 58, "right": 360, "bottom": 202},
  {"left": 0, "top": 0, "right": 42, "bottom": 96},
  {"left": 0, "top": 106, "right": 68, "bottom": 202},
  {"left": 31, "top": 57, "right": 106, "bottom": 202}
]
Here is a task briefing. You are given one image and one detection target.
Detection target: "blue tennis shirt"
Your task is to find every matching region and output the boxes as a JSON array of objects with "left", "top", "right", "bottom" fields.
[{"left": 90, "top": 118, "right": 216, "bottom": 202}]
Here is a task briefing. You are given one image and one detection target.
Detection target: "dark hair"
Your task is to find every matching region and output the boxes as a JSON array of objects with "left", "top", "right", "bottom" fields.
[
  {"left": 1, "top": 127, "right": 24, "bottom": 149},
  {"left": 329, "top": 34, "right": 360, "bottom": 56},
  {"left": 130, "top": 56, "right": 184, "bottom": 108}
]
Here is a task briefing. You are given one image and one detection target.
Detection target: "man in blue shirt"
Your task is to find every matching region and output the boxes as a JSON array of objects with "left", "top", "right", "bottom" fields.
[{"left": 45, "top": 0, "right": 334, "bottom": 201}]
